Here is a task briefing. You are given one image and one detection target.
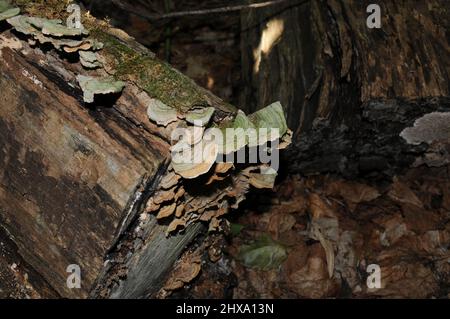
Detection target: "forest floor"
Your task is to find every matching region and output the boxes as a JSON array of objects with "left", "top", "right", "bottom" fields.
[{"left": 86, "top": 0, "right": 450, "bottom": 299}]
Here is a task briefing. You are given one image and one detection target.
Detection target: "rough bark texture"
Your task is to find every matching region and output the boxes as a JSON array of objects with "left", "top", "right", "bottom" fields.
[
  {"left": 224, "top": 0, "right": 450, "bottom": 299},
  {"left": 240, "top": 0, "right": 450, "bottom": 176},
  {"left": 0, "top": 6, "right": 242, "bottom": 298},
  {"left": 241, "top": 0, "right": 450, "bottom": 124},
  {"left": 0, "top": 34, "right": 173, "bottom": 297}
]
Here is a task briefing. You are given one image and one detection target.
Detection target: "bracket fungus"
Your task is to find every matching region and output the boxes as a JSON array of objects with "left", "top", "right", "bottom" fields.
[
  {"left": 79, "top": 50, "right": 102, "bottom": 69},
  {"left": 171, "top": 134, "right": 219, "bottom": 179},
  {"left": 6, "top": 15, "right": 102, "bottom": 58},
  {"left": 144, "top": 100, "right": 291, "bottom": 236},
  {"left": 179, "top": 126, "right": 205, "bottom": 146},
  {"left": 400, "top": 112, "right": 450, "bottom": 145},
  {"left": 4, "top": 3, "right": 291, "bottom": 238},
  {"left": 167, "top": 101, "right": 289, "bottom": 180},
  {"left": 216, "top": 102, "right": 287, "bottom": 155},
  {"left": 185, "top": 106, "right": 215, "bottom": 127},
  {"left": 0, "top": 0, "right": 19, "bottom": 21},
  {"left": 76, "top": 75, "right": 126, "bottom": 103},
  {"left": 247, "top": 166, "right": 278, "bottom": 189},
  {"left": 25, "top": 16, "right": 88, "bottom": 37},
  {"left": 147, "top": 98, "right": 179, "bottom": 126},
  {"left": 247, "top": 101, "right": 288, "bottom": 144}
]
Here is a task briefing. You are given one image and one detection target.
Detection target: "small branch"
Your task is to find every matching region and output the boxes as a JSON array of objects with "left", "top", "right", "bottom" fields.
[
  {"left": 164, "top": 0, "right": 172, "bottom": 62},
  {"left": 111, "top": 0, "right": 294, "bottom": 20}
]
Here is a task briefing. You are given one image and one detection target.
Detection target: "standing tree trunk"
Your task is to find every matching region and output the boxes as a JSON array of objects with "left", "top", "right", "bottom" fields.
[
  {"left": 234, "top": 0, "right": 450, "bottom": 299},
  {"left": 241, "top": 0, "right": 450, "bottom": 177}
]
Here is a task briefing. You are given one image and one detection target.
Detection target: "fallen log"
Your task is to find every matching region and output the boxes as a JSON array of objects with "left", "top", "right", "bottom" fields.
[{"left": 0, "top": 1, "right": 290, "bottom": 298}]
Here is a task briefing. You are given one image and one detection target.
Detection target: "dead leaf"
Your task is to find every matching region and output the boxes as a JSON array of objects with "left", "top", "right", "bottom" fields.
[
  {"left": 388, "top": 177, "right": 423, "bottom": 208},
  {"left": 308, "top": 193, "right": 336, "bottom": 219},
  {"left": 310, "top": 223, "right": 334, "bottom": 278},
  {"left": 327, "top": 181, "right": 380, "bottom": 211},
  {"left": 268, "top": 213, "right": 296, "bottom": 239}
]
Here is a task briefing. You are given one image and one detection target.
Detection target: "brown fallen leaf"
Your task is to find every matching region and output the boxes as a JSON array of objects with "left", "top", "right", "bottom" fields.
[
  {"left": 326, "top": 181, "right": 380, "bottom": 211},
  {"left": 310, "top": 223, "right": 335, "bottom": 278},
  {"left": 268, "top": 213, "right": 296, "bottom": 239},
  {"left": 388, "top": 177, "right": 423, "bottom": 208},
  {"left": 283, "top": 243, "right": 338, "bottom": 298},
  {"left": 308, "top": 193, "right": 336, "bottom": 219}
]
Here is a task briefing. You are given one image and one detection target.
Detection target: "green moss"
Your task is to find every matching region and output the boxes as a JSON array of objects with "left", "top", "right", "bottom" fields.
[
  {"left": 90, "top": 29, "right": 211, "bottom": 113},
  {"left": 137, "top": 60, "right": 208, "bottom": 112},
  {"left": 10, "top": 1, "right": 236, "bottom": 114},
  {"left": 12, "top": 0, "right": 70, "bottom": 20}
]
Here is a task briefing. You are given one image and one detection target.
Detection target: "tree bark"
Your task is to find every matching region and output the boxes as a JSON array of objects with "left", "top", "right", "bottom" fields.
[
  {"left": 240, "top": 0, "right": 450, "bottom": 177},
  {"left": 220, "top": 0, "right": 450, "bottom": 299},
  {"left": 0, "top": 6, "right": 252, "bottom": 298}
]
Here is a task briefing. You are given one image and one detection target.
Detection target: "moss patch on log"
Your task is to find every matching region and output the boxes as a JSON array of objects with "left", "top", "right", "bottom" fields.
[
  {"left": 91, "top": 29, "right": 223, "bottom": 113},
  {"left": 12, "top": 0, "right": 70, "bottom": 20},
  {"left": 11, "top": 0, "right": 237, "bottom": 115}
]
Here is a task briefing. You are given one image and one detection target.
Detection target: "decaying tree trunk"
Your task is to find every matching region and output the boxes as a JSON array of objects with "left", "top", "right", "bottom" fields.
[
  {"left": 241, "top": 0, "right": 450, "bottom": 177},
  {"left": 0, "top": 29, "right": 191, "bottom": 299},
  {"left": 233, "top": 0, "right": 450, "bottom": 299},
  {"left": 0, "top": 1, "right": 288, "bottom": 299}
]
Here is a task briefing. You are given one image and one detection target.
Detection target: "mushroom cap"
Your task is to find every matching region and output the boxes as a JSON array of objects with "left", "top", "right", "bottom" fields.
[
  {"left": 185, "top": 106, "right": 215, "bottom": 127},
  {"left": 76, "top": 75, "right": 126, "bottom": 103},
  {"left": 147, "top": 98, "right": 178, "bottom": 126},
  {"left": 171, "top": 131, "right": 219, "bottom": 179}
]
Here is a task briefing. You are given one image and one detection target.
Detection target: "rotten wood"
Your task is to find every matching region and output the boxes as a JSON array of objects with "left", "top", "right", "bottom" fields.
[
  {"left": 240, "top": 0, "right": 450, "bottom": 177},
  {"left": 0, "top": 3, "right": 256, "bottom": 298}
]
